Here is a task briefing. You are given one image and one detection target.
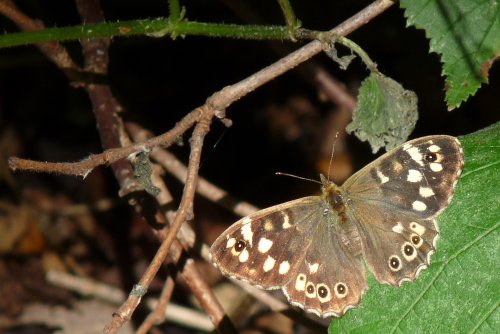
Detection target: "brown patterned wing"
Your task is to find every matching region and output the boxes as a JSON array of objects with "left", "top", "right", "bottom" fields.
[
  {"left": 210, "top": 197, "right": 322, "bottom": 289},
  {"left": 343, "top": 135, "right": 464, "bottom": 219},
  {"left": 349, "top": 202, "right": 439, "bottom": 286},
  {"left": 342, "top": 135, "right": 463, "bottom": 286},
  {"left": 210, "top": 196, "right": 368, "bottom": 317},
  {"left": 281, "top": 216, "right": 368, "bottom": 317}
]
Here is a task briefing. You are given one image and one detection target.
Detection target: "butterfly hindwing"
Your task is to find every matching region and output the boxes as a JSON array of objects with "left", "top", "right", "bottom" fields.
[
  {"left": 349, "top": 202, "right": 439, "bottom": 286},
  {"left": 282, "top": 216, "right": 367, "bottom": 317}
]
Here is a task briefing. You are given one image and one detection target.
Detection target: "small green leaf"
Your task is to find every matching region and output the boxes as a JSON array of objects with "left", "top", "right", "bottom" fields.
[
  {"left": 346, "top": 72, "right": 418, "bottom": 153},
  {"left": 330, "top": 122, "right": 500, "bottom": 333},
  {"left": 400, "top": 0, "right": 500, "bottom": 109}
]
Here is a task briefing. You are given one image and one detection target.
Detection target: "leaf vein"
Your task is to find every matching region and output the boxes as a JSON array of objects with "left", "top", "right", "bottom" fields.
[
  {"left": 389, "top": 220, "right": 499, "bottom": 333},
  {"left": 461, "top": 160, "right": 500, "bottom": 178},
  {"left": 470, "top": 299, "right": 499, "bottom": 333}
]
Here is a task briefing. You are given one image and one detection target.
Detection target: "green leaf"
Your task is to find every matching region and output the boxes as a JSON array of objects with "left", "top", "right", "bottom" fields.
[
  {"left": 329, "top": 122, "right": 500, "bottom": 333},
  {"left": 400, "top": 0, "right": 500, "bottom": 110},
  {"left": 346, "top": 72, "right": 418, "bottom": 153}
]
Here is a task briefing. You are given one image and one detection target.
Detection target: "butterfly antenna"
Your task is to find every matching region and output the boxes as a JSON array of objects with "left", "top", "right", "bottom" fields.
[
  {"left": 327, "top": 132, "right": 339, "bottom": 182},
  {"left": 199, "top": 128, "right": 228, "bottom": 169},
  {"left": 212, "top": 128, "right": 228, "bottom": 150},
  {"left": 275, "top": 172, "right": 322, "bottom": 185}
]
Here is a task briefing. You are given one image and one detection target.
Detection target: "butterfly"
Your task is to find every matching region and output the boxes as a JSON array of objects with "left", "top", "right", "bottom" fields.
[{"left": 210, "top": 135, "right": 464, "bottom": 318}]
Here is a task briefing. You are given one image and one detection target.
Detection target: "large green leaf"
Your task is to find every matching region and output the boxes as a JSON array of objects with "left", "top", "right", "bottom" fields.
[
  {"left": 400, "top": 0, "right": 500, "bottom": 109},
  {"left": 329, "top": 122, "right": 500, "bottom": 333}
]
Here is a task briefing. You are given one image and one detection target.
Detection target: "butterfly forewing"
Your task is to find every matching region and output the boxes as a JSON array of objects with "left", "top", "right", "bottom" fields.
[
  {"left": 344, "top": 135, "right": 464, "bottom": 219},
  {"left": 210, "top": 197, "right": 322, "bottom": 289}
]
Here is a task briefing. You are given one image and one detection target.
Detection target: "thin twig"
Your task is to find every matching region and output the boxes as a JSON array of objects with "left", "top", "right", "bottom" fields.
[
  {"left": 126, "top": 122, "right": 259, "bottom": 218},
  {"left": 313, "top": 66, "right": 357, "bottom": 111},
  {"left": 144, "top": 146, "right": 236, "bottom": 332},
  {"left": 103, "top": 109, "right": 238, "bottom": 333},
  {"left": 8, "top": 109, "right": 202, "bottom": 177},
  {"left": 0, "top": 0, "right": 78, "bottom": 69},
  {"left": 136, "top": 275, "right": 176, "bottom": 334},
  {"left": 46, "top": 270, "right": 214, "bottom": 332}
]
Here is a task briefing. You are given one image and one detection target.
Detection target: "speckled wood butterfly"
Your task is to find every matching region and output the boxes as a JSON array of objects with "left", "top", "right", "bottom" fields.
[{"left": 210, "top": 135, "right": 464, "bottom": 318}]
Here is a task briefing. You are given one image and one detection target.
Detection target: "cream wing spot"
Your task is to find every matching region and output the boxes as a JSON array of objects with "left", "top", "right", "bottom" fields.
[
  {"left": 410, "top": 222, "right": 426, "bottom": 235},
  {"left": 430, "top": 162, "right": 443, "bottom": 172},
  {"left": 279, "top": 261, "right": 290, "bottom": 275},
  {"left": 419, "top": 186, "right": 435, "bottom": 198},
  {"left": 392, "top": 222, "right": 404, "bottom": 234},
  {"left": 308, "top": 263, "right": 319, "bottom": 274},
  {"left": 392, "top": 160, "right": 404, "bottom": 174},
  {"left": 263, "top": 255, "right": 276, "bottom": 272},
  {"left": 407, "top": 169, "right": 423, "bottom": 183},
  {"left": 258, "top": 238, "right": 273, "bottom": 253},
  {"left": 428, "top": 144, "right": 441, "bottom": 152},
  {"left": 238, "top": 249, "right": 249, "bottom": 262},
  {"left": 295, "top": 274, "right": 306, "bottom": 291},
  {"left": 240, "top": 223, "right": 253, "bottom": 247},
  {"left": 376, "top": 170, "right": 389, "bottom": 184},
  {"left": 412, "top": 200, "right": 427, "bottom": 212},
  {"left": 226, "top": 238, "right": 236, "bottom": 248},
  {"left": 282, "top": 212, "right": 292, "bottom": 229},
  {"left": 406, "top": 146, "right": 424, "bottom": 165},
  {"left": 264, "top": 219, "right": 274, "bottom": 231}
]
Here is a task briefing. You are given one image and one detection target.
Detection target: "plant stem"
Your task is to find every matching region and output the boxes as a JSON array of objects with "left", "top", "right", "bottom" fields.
[
  {"left": 168, "top": 0, "right": 181, "bottom": 22},
  {"left": 277, "top": 0, "right": 299, "bottom": 39},
  {"left": 0, "top": 19, "right": 292, "bottom": 48},
  {"left": 336, "top": 35, "right": 378, "bottom": 72}
]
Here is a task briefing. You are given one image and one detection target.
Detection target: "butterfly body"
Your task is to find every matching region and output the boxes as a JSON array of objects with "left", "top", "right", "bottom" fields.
[{"left": 210, "top": 135, "right": 464, "bottom": 318}]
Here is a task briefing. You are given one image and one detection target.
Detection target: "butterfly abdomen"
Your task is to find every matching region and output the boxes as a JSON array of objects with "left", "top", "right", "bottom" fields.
[{"left": 320, "top": 184, "right": 363, "bottom": 256}]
